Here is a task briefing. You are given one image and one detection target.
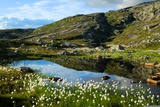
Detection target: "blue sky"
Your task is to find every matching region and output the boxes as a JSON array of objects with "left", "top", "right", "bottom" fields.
[{"left": 0, "top": 0, "right": 155, "bottom": 29}]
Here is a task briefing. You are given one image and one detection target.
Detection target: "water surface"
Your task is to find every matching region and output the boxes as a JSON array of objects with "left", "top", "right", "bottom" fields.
[{"left": 10, "top": 60, "right": 160, "bottom": 95}]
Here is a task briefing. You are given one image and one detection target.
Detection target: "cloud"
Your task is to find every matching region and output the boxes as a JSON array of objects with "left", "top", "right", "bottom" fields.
[
  {"left": 85, "top": 0, "right": 122, "bottom": 7},
  {"left": 80, "top": 0, "right": 155, "bottom": 9},
  {"left": 117, "top": 0, "right": 156, "bottom": 9},
  {"left": 0, "top": 17, "right": 54, "bottom": 29},
  {"left": 5, "top": 0, "right": 55, "bottom": 20},
  {"left": 3, "top": 0, "right": 91, "bottom": 20}
]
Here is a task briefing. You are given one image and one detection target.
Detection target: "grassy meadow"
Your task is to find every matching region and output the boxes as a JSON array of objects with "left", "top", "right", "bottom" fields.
[
  {"left": 0, "top": 39, "right": 160, "bottom": 107},
  {"left": 0, "top": 66, "right": 160, "bottom": 107}
]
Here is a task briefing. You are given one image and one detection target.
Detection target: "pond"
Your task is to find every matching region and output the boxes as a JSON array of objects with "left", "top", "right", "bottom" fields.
[{"left": 9, "top": 59, "right": 160, "bottom": 95}]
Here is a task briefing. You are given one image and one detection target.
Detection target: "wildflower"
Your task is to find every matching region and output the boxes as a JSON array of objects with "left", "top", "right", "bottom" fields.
[
  {"left": 93, "top": 99, "right": 95, "bottom": 103},
  {"left": 121, "top": 95, "right": 125, "bottom": 98},
  {"left": 57, "top": 101, "right": 60, "bottom": 104}
]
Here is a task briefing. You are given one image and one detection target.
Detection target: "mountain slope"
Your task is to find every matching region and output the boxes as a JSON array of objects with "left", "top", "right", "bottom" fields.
[
  {"left": 22, "top": 13, "right": 112, "bottom": 46},
  {"left": 106, "top": 0, "right": 160, "bottom": 48},
  {"left": 0, "top": 29, "right": 34, "bottom": 39},
  {"left": 2, "top": 0, "right": 160, "bottom": 48}
]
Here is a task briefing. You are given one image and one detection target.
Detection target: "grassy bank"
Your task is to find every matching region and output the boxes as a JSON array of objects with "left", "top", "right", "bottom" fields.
[
  {"left": 0, "top": 66, "right": 160, "bottom": 107},
  {"left": 0, "top": 40, "right": 160, "bottom": 107}
]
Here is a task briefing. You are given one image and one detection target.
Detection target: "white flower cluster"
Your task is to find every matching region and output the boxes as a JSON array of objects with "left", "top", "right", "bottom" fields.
[{"left": 2, "top": 67, "right": 159, "bottom": 107}]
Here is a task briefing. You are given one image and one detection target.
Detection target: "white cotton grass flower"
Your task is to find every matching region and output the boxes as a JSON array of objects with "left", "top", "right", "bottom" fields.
[
  {"left": 3, "top": 66, "right": 159, "bottom": 107},
  {"left": 121, "top": 95, "right": 125, "bottom": 98}
]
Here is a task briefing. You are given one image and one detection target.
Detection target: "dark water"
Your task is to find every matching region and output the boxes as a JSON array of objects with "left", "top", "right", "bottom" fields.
[{"left": 9, "top": 60, "right": 160, "bottom": 95}]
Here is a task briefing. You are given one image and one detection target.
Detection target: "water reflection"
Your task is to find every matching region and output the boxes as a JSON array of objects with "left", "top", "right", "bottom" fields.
[
  {"left": 10, "top": 60, "right": 109, "bottom": 82},
  {"left": 10, "top": 60, "right": 160, "bottom": 95}
]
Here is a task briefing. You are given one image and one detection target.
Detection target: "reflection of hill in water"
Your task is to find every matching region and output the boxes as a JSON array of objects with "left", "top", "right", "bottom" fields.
[{"left": 9, "top": 59, "right": 160, "bottom": 96}]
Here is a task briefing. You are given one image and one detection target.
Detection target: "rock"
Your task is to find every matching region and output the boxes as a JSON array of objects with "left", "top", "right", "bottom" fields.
[
  {"left": 48, "top": 77, "right": 63, "bottom": 82},
  {"left": 102, "top": 76, "right": 110, "bottom": 80},
  {"left": 37, "top": 38, "right": 44, "bottom": 45},
  {"left": 95, "top": 46, "right": 105, "bottom": 50},
  {"left": 109, "top": 45, "right": 125, "bottom": 51},
  {"left": 20, "top": 67, "right": 34, "bottom": 73},
  {"left": 56, "top": 51, "right": 70, "bottom": 55},
  {"left": 72, "top": 50, "right": 79, "bottom": 54},
  {"left": 61, "top": 42, "right": 80, "bottom": 48},
  {"left": 133, "top": 1, "right": 160, "bottom": 21}
]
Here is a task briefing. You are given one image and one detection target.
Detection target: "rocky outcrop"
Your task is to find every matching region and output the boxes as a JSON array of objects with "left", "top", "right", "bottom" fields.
[
  {"left": 28, "top": 13, "right": 111, "bottom": 46},
  {"left": 81, "top": 13, "right": 111, "bottom": 44},
  {"left": 131, "top": 1, "right": 160, "bottom": 21},
  {"left": 37, "top": 38, "right": 44, "bottom": 45}
]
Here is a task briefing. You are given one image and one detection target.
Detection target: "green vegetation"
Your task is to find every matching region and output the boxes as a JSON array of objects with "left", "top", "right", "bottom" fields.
[
  {"left": 0, "top": 28, "right": 34, "bottom": 39},
  {"left": 0, "top": 1, "right": 160, "bottom": 106},
  {"left": 1, "top": 38, "right": 160, "bottom": 107},
  {"left": 110, "top": 18, "right": 160, "bottom": 47},
  {"left": 30, "top": 13, "right": 100, "bottom": 41},
  {"left": 0, "top": 66, "right": 160, "bottom": 107},
  {"left": 105, "top": 9, "right": 131, "bottom": 26}
]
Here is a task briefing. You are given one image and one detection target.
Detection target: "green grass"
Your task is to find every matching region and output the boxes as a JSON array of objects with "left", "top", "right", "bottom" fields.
[
  {"left": 0, "top": 41, "right": 160, "bottom": 107},
  {"left": 110, "top": 18, "right": 160, "bottom": 47},
  {"left": 0, "top": 66, "right": 160, "bottom": 107},
  {"left": 1, "top": 38, "right": 160, "bottom": 65},
  {"left": 84, "top": 49, "right": 160, "bottom": 63}
]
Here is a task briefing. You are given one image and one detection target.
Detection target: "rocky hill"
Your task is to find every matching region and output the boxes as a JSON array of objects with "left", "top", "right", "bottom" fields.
[
  {"left": 106, "top": 0, "right": 160, "bottom": 48},
  {"left": 1, "top": 0, "right": 160, "bottom": 49},
  {"left": 21, "top": 13, "right": 112, "bottom": 46},
  {"left": 0, "top": 29, "right": 34, "bottom": 39}
]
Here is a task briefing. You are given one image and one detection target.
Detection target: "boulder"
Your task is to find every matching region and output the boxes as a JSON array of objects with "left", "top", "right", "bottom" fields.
[
  {"left": 37, "top": 38, "right": 44, "bottom": 45},
  {"left": 102, "top": 76, "right": 110, "bottom": 80},
  {"left": 48, "top": 77, "right": 63, "bottom": 82},
  {"left": 109, "top": 45, "right": 125, "bottom": 51},
  {"left": 61, "top": 42, "right": 80, "bottom": 48},
  {"left": 20, "top": 67, "right": 34, "bottom": 73}
]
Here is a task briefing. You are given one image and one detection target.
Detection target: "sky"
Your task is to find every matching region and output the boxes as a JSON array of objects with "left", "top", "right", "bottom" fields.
[{"left": 0, "top": 0, "right": 156, "bottom": 29}]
